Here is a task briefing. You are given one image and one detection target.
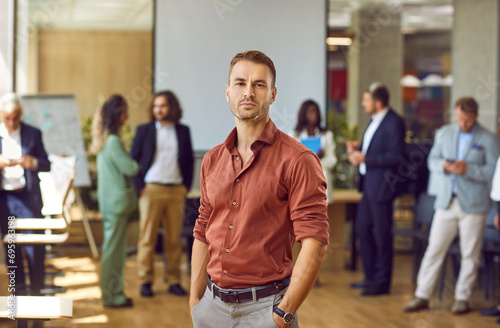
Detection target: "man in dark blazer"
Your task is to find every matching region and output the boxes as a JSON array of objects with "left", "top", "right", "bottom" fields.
[
  {"left": 347, "top": 83, "right": 405, "bottom": 296},
  {"left": 130, "top": 90, "right": 194, "bottom": 297},
  {"left": 0, "top": 93, "right": 50, "bottom": 294}
]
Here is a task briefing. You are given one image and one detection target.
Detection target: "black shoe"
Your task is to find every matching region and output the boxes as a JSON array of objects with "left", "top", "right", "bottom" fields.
[
  {"left": 140, "top": 283, "right": 154, "bottom": 297},
  {"left": 350, "top": 280, "right": 370, "bottom": 289},
  {"left": 481, "top": 305, "right": 500, "bottom": 316},
  {"left": 14, "top": 285, "right": 28, "bottom": 296},
  {"left": 497, "top": 317, "right": 500, "bottom": 324},
  {"left": 104, "top": 298, "right": 133, "bottom": 308},
  {"left": 360, "top": 284, "right": 389, "bottom": 296},
  {"left": 168, "top": 283, "right": 187, "bottom": 296}
]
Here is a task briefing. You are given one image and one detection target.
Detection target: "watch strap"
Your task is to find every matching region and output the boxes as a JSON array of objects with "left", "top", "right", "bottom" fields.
[
  {"left": 273, "top": 307, "right": 295, "bottom": 324},
  {"left": 274, "top": 307, "right": 286, "bottom": 317}
]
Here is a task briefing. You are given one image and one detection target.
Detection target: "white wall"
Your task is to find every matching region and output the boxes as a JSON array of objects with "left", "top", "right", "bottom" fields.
[{"left": 155, "top": 0, "right": 327, "bottom": 150}]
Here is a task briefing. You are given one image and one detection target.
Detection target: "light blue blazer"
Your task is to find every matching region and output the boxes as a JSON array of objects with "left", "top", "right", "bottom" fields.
[{"left": 427, "top": 123, "right": 500, "bottom": 214}]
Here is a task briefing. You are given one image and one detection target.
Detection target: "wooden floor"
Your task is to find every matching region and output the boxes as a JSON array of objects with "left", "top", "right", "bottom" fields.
[{"left": 0, "top": 213, "right": 499, "bottom": 327}]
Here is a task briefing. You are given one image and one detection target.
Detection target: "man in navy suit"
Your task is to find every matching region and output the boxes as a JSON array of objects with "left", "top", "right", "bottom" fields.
[
  {"left": 0, "top": 93, "right": 50, "bottom": 294},
  {"left": 130, "top": 90, "right": 194, "bottom": 297},
  {"left": 347, "top": 83, "right": 405, "bottom": 296}
]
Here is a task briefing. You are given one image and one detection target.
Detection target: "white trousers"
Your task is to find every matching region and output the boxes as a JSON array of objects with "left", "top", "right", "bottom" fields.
[{"left": 415, "top": 197, "right": 487, "bottom": 301}]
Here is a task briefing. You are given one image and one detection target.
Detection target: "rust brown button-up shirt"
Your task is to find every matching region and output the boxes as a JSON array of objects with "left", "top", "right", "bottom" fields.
[{"left": 193, "top": 120, "right": 329, "bottom": 289}]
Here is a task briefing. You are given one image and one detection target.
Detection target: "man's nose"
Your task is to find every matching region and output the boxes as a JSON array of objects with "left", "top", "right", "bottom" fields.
[{"left": 244, "top": 85, "right": 255, "bottom": 98}]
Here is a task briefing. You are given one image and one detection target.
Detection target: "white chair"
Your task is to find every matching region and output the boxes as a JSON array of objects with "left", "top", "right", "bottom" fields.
[{"left": 9, "top": 154, "right": 76, "bottom": 233}]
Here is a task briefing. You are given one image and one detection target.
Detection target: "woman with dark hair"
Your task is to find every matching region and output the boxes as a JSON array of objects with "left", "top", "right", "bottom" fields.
[
  {"left": 290, "top": 99, "right": 337, "bottom": 202},
  {"left": 91, "top": 95, "right": 139, "bottom": 307}
]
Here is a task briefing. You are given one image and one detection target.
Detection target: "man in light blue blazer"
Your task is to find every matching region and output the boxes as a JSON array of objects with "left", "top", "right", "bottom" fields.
[{"left": 405, "top": 97, "right": 500, "bottom": 314}]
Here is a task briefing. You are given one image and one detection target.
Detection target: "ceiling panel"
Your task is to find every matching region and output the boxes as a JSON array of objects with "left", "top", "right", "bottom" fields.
[{"left": 27, "top": 0, "right": 453, "bottom": 32}]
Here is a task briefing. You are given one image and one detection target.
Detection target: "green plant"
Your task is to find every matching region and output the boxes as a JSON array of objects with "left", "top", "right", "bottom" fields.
[{"left": 327, "top": 108, "right": 359, "bottom": 189}]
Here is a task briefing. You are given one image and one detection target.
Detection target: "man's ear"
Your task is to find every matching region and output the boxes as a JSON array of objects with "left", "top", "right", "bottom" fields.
[
  {"left": 226, "top": 85, "right": 230, "bottom": 103},
  {"left": 270, "top": 87, "right": 277, "bottom": 105}
]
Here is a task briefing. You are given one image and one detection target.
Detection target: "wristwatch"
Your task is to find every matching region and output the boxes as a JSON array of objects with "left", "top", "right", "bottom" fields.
[{"left": 274, "top": 307, "right": 295, "bottom": 324}]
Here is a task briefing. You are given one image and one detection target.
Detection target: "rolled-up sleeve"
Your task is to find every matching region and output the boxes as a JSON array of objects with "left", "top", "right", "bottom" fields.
[
  {"left": 193, "top": 156, "right": 212, "bottom": 244},
  {"left": 288, "top": 152, "right": 329, "bottom": 245}
]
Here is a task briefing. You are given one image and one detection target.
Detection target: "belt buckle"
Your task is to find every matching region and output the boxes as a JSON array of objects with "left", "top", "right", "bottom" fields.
[{"left": 219, "top": 290, "right": 240, "bottom": 303}]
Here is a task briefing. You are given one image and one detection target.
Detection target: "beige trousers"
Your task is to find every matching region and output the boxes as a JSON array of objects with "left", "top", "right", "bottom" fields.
[
  {"left": 137, "top": 183, "right": 187, "bottom": 285},
  {"left": 415, "top": 197, "right": 487, "bottom": 301}
]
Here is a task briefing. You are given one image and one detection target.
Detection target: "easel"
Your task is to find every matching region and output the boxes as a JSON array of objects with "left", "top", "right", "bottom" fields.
[{"left": 75, "top": 188, "right": 99, "bottom": 260}]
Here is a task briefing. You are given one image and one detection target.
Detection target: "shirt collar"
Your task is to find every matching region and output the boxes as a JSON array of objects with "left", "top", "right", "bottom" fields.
[
  {"left": 458, "top": 122, "right": 477, "bottom": 136},
  {"left": 0, "top": 122, "right": 21, "bottom": 138},
  {"left": 371, "top": 107, "right": 389, "bottom": 122},
  {"left": 155, "top": 120, "right": 174, "bottom": 129},
  {"left": 224, "top": 119, "right": 278, "bottom": 152}
]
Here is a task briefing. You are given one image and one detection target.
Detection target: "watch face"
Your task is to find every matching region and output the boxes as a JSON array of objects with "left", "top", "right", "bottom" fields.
[{"left": 283, "top": 313, "right": 294, "bottom": 323}]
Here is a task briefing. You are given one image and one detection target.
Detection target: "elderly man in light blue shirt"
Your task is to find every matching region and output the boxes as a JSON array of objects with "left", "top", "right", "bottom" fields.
[{"left": 405, "top": 97, "right": 500, "bottom": 314}]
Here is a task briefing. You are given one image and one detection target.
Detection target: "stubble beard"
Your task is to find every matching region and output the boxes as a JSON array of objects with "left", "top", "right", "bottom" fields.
[{"left": 230, "top": 99, "right": 270, "bottom": 122}]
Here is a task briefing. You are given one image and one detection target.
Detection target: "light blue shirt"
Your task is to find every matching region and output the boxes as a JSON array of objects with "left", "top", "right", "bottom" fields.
[{"left": 452, "top": 124, "right": 476, "bottom": 194}]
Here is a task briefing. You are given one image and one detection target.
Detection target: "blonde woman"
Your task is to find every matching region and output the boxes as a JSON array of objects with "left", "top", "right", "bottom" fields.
[{"left": 91, "top": 95, "right": 139, "bottom": 307}]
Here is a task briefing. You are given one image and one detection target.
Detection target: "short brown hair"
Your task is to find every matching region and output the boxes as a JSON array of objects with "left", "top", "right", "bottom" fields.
[
  {"left": 366, "top": 82, "right": 390, "bottom": 107},
  {"left": 149, "top": 90, "right": 183, "bottom": 123},
  {"left": 455, "top": 97, "right": 478, "bottom": 115},
  {"left": 228, "top": 50, "right": 276, "bottom": 88}
]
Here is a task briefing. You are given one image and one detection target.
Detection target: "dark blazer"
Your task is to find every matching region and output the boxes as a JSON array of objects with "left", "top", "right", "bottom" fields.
[
  {"left": 130, "top": 122, "right": 194, "bottom": 194},
  {"left": 0, "top": 122, "right": 51, "bottom": 215},
  {"left": 358, "top": 109, "right": 406, "bottom": 202}
]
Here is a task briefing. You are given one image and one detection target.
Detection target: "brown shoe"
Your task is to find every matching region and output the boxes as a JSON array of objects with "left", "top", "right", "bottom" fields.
[
  {"left": 451, "top": 300, "right": 470, "bottom": 315},
  {"left": 404, "top": 297, "right": 429, "bottom": 312}
]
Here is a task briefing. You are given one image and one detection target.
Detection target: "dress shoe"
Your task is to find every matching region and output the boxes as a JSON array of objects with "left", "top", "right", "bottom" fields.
[
  {"left": 168, "top": 283, "right": 187, "bottom": 296},
  {"left": 404, "top": 297, "right": 429, "bottom": 312},
  {"left": 451, "top": 300, "right": 470, "bottom": 315},
  {"left": 481, "top": 305, "right": 500, "bottom": 316},
  {"left": 140, "top": 283, "right": 154, "bottom": 297},
  {"left": 104, "top": 298, "right": 133, "bottom": 308},
  {"left": 350, "top": 280, "right": 370, "bottom": 289},
  {"left": 360, "top": 285, "right": 389, "bottom": 296}
]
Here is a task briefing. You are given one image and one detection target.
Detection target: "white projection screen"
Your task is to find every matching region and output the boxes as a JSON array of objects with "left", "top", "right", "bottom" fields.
[{"left": 154, "top": 0, "right": 327, "bottom": 151}]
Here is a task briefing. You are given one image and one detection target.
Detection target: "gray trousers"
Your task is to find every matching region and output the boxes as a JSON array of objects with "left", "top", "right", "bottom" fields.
[{"left": 191, "top": 286, "right": 299, "bottom": 328}]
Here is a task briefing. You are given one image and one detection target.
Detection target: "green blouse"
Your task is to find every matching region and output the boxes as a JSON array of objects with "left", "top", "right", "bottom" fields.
[{"left": 97, "top": 134, "right": 139, "bottom": 215}]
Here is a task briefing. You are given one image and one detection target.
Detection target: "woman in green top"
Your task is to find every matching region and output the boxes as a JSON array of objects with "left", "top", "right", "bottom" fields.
[{"left": 91, "top": 95, "right": 139, "bottom": 307}]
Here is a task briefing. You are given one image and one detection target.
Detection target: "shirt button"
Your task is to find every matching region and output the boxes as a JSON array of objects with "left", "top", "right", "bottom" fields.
[
  {"left": 232, "top": 201, "right": 237, "bottom": 206},
  {"left": 236, "top": 157, "right": 240, "bottom": 161},
  {"left": 229, "top": 224, "right": 233, "bottom": 229},
  {"left": 226, "top": 248, "right": 230, "bottom": 253},
  {"left": 224, "top": 270, "right": 228, "bottom": 274},
  {"left": 236, "top": 178, "right": 240, "bottom": 183}
]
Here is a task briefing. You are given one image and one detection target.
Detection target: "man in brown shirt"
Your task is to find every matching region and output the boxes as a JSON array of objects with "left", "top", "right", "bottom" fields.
[{"left": 189, "top": 50, "right": 330, "bottom": 328}]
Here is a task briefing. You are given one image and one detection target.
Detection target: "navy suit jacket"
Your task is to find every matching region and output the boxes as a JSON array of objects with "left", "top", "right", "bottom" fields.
[
  {"left": 358, "top": 109, "right": 406, "bottom": 202},
  {"left": 130, "top": 122, "right": 194, "bottom": 194},
  {"left": 0, "top": 123, "right": 50, "bottom": 215}
]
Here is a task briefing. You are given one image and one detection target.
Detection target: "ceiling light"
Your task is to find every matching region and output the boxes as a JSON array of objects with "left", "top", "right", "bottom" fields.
[
  {"left": 422, "top": 74, "right": 445, "bottom": 86},
  {"left": 326, "top": 37, "right": 352, "bottom": 46},
  {"left": 400, "top": 75, "right": 421, "bottom": 87}
]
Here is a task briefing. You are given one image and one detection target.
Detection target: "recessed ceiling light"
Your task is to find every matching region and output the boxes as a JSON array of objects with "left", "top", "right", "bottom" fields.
[{"left": 326, "top": 37, "right": 352, "bottom": 46}]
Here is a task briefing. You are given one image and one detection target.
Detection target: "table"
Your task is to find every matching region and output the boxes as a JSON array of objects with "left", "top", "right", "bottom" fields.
[
  {"left": 0, "top": 296, "right": 72, "bottom": 328},
  {"left": 329, "top": 189, "right": 363, "bottom": 271}
]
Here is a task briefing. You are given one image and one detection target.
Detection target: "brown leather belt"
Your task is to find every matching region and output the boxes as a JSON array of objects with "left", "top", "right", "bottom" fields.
[
  {"left": 4, "top": 188, "right": 25, "bottom": 193},
  {"left": 207, "top": 277, "right": 290, "bottom": 303},
  {"left": 149, "top": 182, "right": 181, "bottom": 187}
]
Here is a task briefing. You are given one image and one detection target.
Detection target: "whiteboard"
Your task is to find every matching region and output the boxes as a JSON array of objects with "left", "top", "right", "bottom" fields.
[
  {"left": 20, "top": 95, "right": 91, "bottom": 187},
  {"left": 154, "top": 0, "right": 327, "bottom": 151}
]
